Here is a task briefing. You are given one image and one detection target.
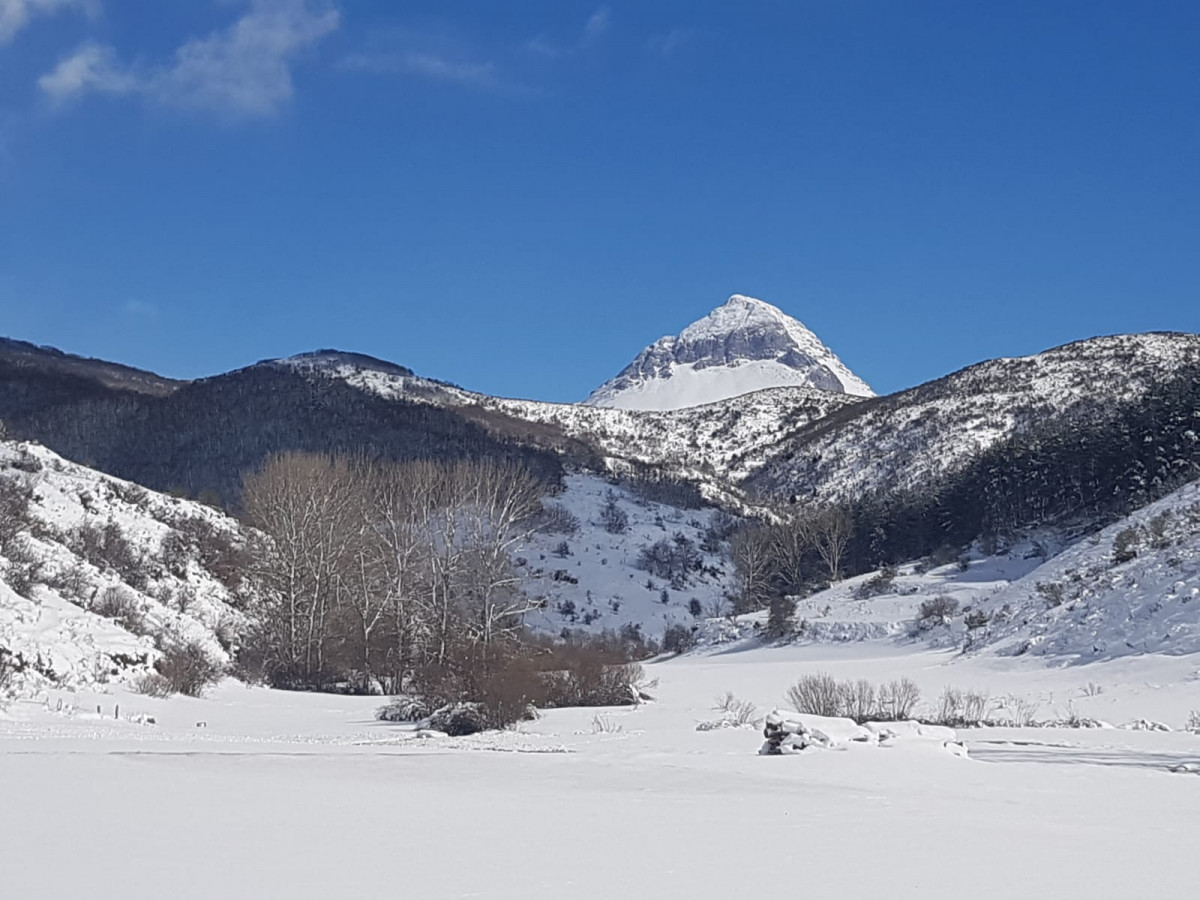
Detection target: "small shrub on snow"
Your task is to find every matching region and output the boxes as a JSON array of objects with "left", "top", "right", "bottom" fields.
[
  {"left": 2, "top": 535, "right": 46, "bottom": 598},
  {"left": 599, "top": 491, "right": 629, "bottom": 535},
  {"left": 376, "top": 696, "right": 431, "bottom": 723},
  {"left": 155, "top": 642, "right": 223, "bottom": 698},
  {"left": 132, "top": 671, "right": 174, "bottom": 698},
  {"left": 876, "top": 679, "right": 921, "bottom": 720},
  {"left": 964, "top": 608, "right": 990, "bottom": 630},
  {"left": 1112, "top": 526, "right": 1141, "bottom": 564},
  {"left": 929, "top": 687, "right": 993, "bottom": 726},
  {"left": 538, "top": 503, "right": 580, "bottom": 536},
  {"left": 0, "top": 473, "right": 35, "bottom": 551},
  {"left": 662, "top": 624, "right": 696, "bottom": 654},
  {"left": 428, "top": 703, "right": 488, "bottom": 736},
  {"left": 591, "top": 714, "right": 623, "bottom": 734},
  {"left": 786, "top": 673, "right": 843, "bottom": 718},
  {"left": 1186, "top": 711, "right": 1200, "bottom": 734},
  {"left": 542, "top": 661, "right": 643, "bottom": 709},
  {"left": 1035, "top": 581, "right": 1066, "bottom": 608},
  {"left": 855, "top": 565, "right": 898, "bottom": 600},
  {"left": 916, "top": 594, "right": 959, "bottom": 629}
]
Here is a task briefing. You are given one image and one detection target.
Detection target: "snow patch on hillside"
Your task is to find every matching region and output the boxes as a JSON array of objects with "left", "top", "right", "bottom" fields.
[{"left": 519, "top": 475, "right": 733, "bottom": 638}]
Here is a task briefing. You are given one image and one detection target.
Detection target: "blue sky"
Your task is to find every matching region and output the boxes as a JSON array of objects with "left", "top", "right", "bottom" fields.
[{"left": 1, "top": 1, "right": 1197, "bottom": 401}]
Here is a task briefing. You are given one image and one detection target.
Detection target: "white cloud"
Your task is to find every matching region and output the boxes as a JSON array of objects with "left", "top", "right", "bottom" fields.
[
  {"left": 342, "top": 49, "right": 495, "bottom": 88},
  {"left": 0, "top": 0, "right": 96, "bottom": 46},
  {"left": 583, "top": 6, "right": 610, "bottom": 42},
  {"left": 38, "top": 41, "right": 133, "bottom": 97},
  {"left": 38, "top": 0, "right": 340, "bottom": 117}
]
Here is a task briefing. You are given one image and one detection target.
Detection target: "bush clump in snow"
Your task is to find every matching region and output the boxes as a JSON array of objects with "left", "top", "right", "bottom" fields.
[
  {"left": 599, "top": 490, "right": 629, "bottom": 535},
  {"left": 154, "top": 642, "right": 223, "bottom": 697},
  {"left": 376, "top": 696, "right": 431, "bottom": 723},
  {"left": 916, "top": 594, "right": 959, "bottom": 629},
  {"left": 786, "top": 673, "right": 921, "bottom": 723},
  {"left": 428, "top": 703, "right": 487, "bottom": 736}
]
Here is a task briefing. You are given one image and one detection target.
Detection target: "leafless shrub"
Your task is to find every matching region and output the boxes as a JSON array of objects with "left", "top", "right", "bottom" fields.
[
  {"left": 786, "top": 673, "right": 843, "bottom": 717},
  {"left": 538, "top": 503, "right": 580, "bottom": 536},
  {"left": 1148, "top": 511, "right": 1173, "bottom": 550},
  {"left": 713, "top": 692, "right": 762, "bottom": 727},
  {"left": 1081, "top": 681, "right": 1104, "bottom": 698},
  {"left": 132, "top": 671, "right": 174, "bottom": 698},
  {"left": 1185, "top": 710, "right": 1200, "bottom": 734},
  {"left": 964, "top": 608, "right": 990, "bottom": 630},
  {"left": 154, "top": 643, "right": 223, "bottom": 698},
  {"left": 877, "top": 678, "right": 922, "bottom": 720},
  {"left": 855, "top": 566, "right": 898, "bottom": 600},
  {"left": 591, "top": 714, "right": 623, "bottom": 734},
  {"left": 1035, "top": 581, "right": 1066, "bottom": 607},
  {"left": 930, "top": 687, "right": 993, "bottom": 726},
  {"left": 44, "top": 561, "right": 91, "bottom": 601},
  {"left": 92, "top": 585, "right": 139, "bottom": 623},
  {"left": 0, "top": 473, "right": 35, "bottom": 551},
  {"left": 916, "top": 594, "right": 959, "bottom": 628},
  {"left": 70, "top": 521, "right": 147, "bottom": 590},
  {"left": 998, "top": 694, "right": 1040, "bottom": 726},
  {"left": 542, "top": 660, "right": 643, "bottom": 708},
  {"left": 2, "top": 535, "right": 46, "bottom": 598},
  {"left": 0, "top": 648, "right": 15, "bottom": 694},
  {"left": 1112, "top": 526, "right": 1141, "bottom": 564},
  {"left": 376, "top": 695, "right": 431, "bottom": 722},
  {"left": 662, "top": 623, "right": 696, "bottom": 654},
  {"left": 599, "top": 490, "right": 629, "bottom": 535},
  {"left": 838, "top": 679, "right": 878, "bottom": 723}
]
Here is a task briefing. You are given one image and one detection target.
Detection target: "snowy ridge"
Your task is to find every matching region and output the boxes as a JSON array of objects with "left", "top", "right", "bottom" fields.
[
  {"left": 269, "top": 354, "right": 858, "bottom": 490},
  {"left": 747, "top": 332, "right": 1200, "bottom": 503},
  {"left": 585, "top": 294, "right": 873, "bottom": 410},
  {"left": 0, "top": 441, "right": 251, "bottom": 695}
]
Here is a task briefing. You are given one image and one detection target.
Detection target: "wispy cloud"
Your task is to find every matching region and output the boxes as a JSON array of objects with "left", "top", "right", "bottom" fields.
[
  {"left": 342, "top": 49, "right": 496, "bottom": 88},
  {"left": 526, "top": 5, "right": 611, "bottom": 59},
  {"left": 38, "top": 0, "right": 340, "bottom": 118},
  {"left": 648, "top": 27, "right": 690, "bottom": 58},
  {"left": 583, "top": 7, "right": 610, "bottom": 42},
  {"left": 0, "top": 0, "right": 97, "bottom": 46}
]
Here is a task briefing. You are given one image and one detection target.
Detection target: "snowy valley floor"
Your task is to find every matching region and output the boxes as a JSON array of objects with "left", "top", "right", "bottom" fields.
[{"left": 3, "top": 643, "right": 1199, "bottom": 900}]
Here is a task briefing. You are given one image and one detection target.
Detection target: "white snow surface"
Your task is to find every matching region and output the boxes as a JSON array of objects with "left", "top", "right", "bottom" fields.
[
  {"left": 586, "top": 294, "right": 874, "bottom": 410},
  {"left": 2, "top": 640, "right": 1198, "bottom": 899}
]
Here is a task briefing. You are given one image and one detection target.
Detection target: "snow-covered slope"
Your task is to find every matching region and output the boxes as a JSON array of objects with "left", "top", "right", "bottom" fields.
[
  {"left": 520, "top": 475, "right": 735, "bottom": 637},
  {"left": 0, "top": 441, "right": 251, "bottom": 696},
  {"left": 585, "top": 294, "right": 874, "bottom": 410},
  {"left": 973, "top": 480, "right": 1200, "bottom": 660},
  {"left": 746, "top": 332, "right": 1200, "bottom": 503},
  {"left": 703, "top": 478, "right": 1200, "bottom": 663}
]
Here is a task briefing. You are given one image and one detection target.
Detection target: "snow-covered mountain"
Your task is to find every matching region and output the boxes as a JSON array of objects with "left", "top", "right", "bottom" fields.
[{"left": 584, "top": 294, "right": 874, "bottom": 411}]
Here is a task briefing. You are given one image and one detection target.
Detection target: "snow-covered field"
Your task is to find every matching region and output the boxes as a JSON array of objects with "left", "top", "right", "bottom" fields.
[{"left": 3, "top": 640, "right": 1197, "bottom": 899}]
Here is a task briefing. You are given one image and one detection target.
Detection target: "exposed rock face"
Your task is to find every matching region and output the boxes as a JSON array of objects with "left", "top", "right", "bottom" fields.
[{"left": 585, "top": 294, "right": 873, "bottom": 411}]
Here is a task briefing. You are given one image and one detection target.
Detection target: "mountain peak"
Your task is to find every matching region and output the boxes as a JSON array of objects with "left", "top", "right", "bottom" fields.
[{"left": 584, "top": 294, "right": 873, "bottom": 411}]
